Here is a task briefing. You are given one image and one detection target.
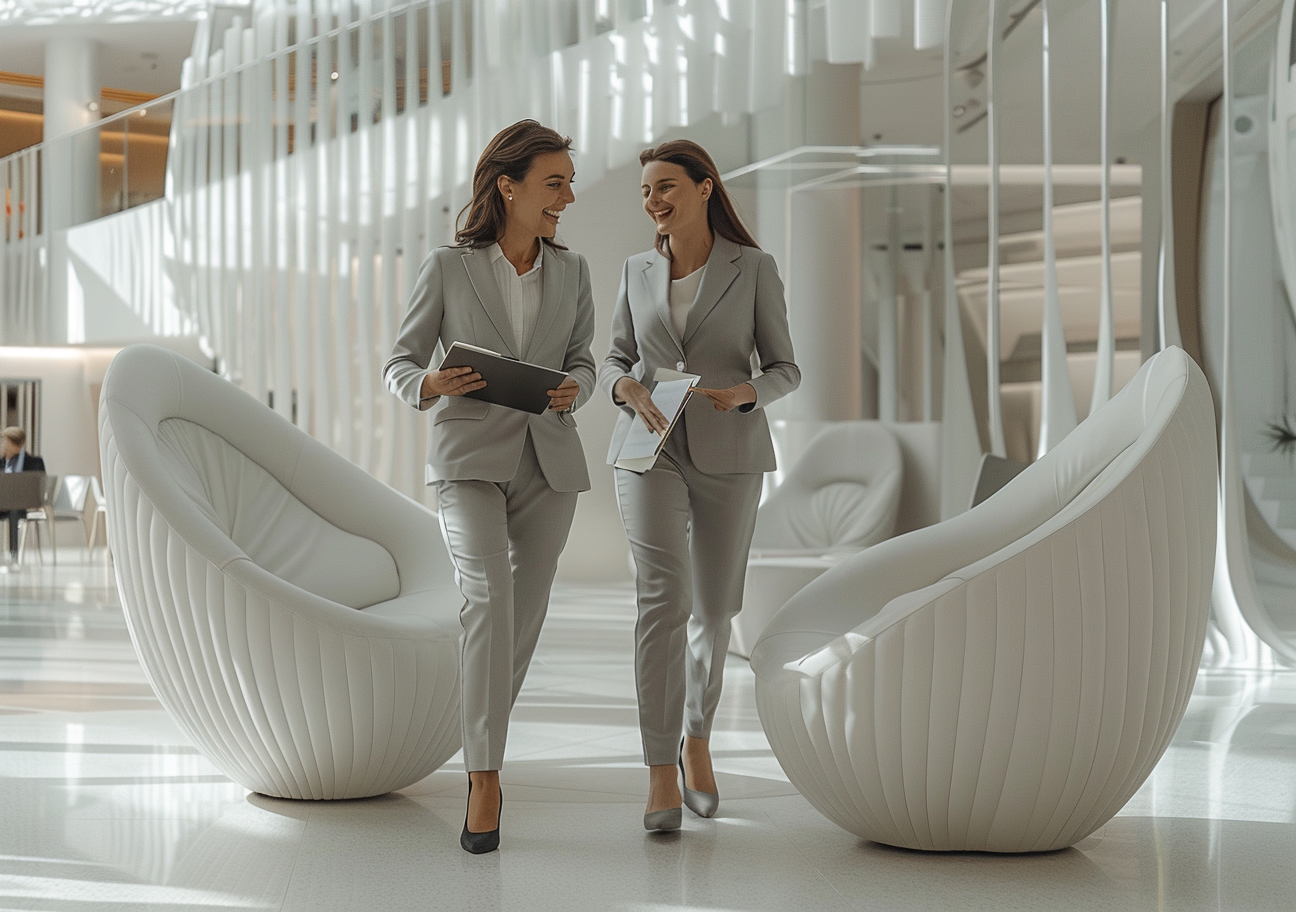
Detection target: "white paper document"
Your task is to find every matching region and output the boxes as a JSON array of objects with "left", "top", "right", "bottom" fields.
[{"left": 614, "top": 370, "right": 700, "bottom": 473}]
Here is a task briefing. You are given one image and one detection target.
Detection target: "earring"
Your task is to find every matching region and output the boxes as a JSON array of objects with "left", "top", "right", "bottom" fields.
[{"left": 507, "top": 195, "right": 513, "bottom": 201}]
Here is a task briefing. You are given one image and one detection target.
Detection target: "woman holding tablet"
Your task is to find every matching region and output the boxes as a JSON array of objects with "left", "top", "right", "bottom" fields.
[
  {"left": 384, "top": 120, "right": 596, "bottom": 854},
  {"left": 599, "top": 140, "right": 800, "bottom": 831}
]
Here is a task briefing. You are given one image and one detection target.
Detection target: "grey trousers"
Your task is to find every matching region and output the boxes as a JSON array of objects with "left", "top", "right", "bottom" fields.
[
  {"left": 615, "top": 426, "right": 762, "bottom": 767},
  {"left": 437, "top": 433, "right": 578, "bottom": 772}
]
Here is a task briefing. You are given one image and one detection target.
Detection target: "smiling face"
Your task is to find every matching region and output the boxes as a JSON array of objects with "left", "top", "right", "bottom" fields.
[
  {"left": 500, "top": 150, "right": 576, "bottom": 240},
  {"left": 641, "top": 160, "right": 711, "bottom": 239}
]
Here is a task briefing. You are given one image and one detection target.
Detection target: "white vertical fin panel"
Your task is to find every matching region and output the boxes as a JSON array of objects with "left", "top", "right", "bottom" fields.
[
  {"left": 273, "top": 6, "right": 295, "bottom": 423},
  {"left": 879, "top": 186, "right": 901, "bottom": 422},
  {"left": 314, "top": 13, "right": 337, "bottom": 451},
  {"left": 871, "top": 0, "right": 902, "bottom": 39},
  {"left": 940, "top": 0, "right": 983, "bottom": 517},
  {"left": 293, "top": 0, "right": 315, "bottom": 436},
  {"left": 1269, "top": 0, "right": 1296, "bottom": 329},
  {"left": 376, "top": 9, "right": 400, "bottom": 483},
  {"left": 335, "top": 2, "right": 358, "bottom": 464},
  {"left": 915, "top": 0, "right": 948, "bottom": 50},
  {"left": 1159, "top": 0, "right": 1182, "bottom": 349},
  {"left": 1214, "top": 0, "right": 1272, "bottom": 667},
  {"left": 921, "top": 189, "right": 936, "bottom": 421},
  {"left": 1090, "top": 0, "right": 1115, "bottom": 413},
  {"left": 985, "top": 0, "right": 1007, "bottom": 457},
  {"left": 1038, "top": 0, "right": 1077, "bottom": 457},
  {"left": 221, "top": 26, "right": 243, "bottom": 381},
  {"left": 750, "top": 0, "right": 787, "bottom": 110},
  {"left": 825, "top": 0, "right": 873, "bottom": 66}
]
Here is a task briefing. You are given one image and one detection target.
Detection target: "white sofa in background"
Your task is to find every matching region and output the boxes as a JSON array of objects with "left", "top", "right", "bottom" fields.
[
  {"left": 751, "top": 347, "right": 1217, "bottom": 852},
  {"left": 731, "top": 422, "right": 902, "bottom": 658},
  {"left": 99, "top": 344, "right": 463, "bottom": 800}
]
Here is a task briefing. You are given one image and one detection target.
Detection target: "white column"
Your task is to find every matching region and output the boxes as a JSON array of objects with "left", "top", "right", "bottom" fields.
[
  {"left": 43, "top": 34, "right": 101, "bottom": 343},
  {"left": 784, "top": 189, "right": 863, "bottom": 421}
]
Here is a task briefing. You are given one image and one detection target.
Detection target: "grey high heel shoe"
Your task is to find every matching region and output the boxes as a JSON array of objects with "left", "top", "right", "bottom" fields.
[
  {"left": 679, "top": 738, "right": 719, "bottom": 819},
  {"left": 644, "top": 807, "right": 682, "bottom": 832}
]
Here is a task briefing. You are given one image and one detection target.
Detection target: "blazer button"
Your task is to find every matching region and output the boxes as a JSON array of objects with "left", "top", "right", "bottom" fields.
[{"left": 676, "top": 361, "right": 685, "bottom": 370}]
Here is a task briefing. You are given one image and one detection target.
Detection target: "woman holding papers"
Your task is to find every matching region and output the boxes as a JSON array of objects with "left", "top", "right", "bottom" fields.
[
  {"left": 384, "top": 120, "right": 596, "bottom": 854},
  {"left": 599, "top": 140, "right": 800, "bottom": 831}
]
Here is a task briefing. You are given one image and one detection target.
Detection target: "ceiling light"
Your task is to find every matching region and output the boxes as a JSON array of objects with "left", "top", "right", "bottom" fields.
[{"left": 86, "top": 101, "right": 99, "bottom": 112}]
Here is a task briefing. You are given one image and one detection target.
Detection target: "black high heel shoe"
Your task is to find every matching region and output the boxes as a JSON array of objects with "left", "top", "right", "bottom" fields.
[{"left": 461, "top": 776, "right": 502, "bottom": 854}]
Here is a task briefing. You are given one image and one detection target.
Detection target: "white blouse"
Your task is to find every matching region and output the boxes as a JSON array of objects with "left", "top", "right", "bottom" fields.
[
  {"left": 486, "top": 241, "right": 544, "bottom": 354},
  {"left": 669, "top": 265, "right": 705, "bottom": 341}
]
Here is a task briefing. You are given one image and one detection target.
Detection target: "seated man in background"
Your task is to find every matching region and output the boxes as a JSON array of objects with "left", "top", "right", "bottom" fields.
[{"left": 1, "top": 427, "right": 45, "bottom": 562}]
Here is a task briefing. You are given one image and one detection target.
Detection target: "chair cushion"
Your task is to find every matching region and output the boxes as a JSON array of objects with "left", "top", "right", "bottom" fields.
[
  {"left": 155, "top": 417, "right": 399, "bottom": 609},
  {"left": 752, "top": 422, "right": 903, "bottom": 551},
  {"left": 759, "top": 481, "right": 876, "bottom": 550}
]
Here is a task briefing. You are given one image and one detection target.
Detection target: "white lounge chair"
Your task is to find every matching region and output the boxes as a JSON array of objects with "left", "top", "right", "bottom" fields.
[
  {"left": 751, "top": 347, "right": 1217, "bottom": 851},
  {"left": 99, "top": 344, "right": 463, "bottom": 800}
]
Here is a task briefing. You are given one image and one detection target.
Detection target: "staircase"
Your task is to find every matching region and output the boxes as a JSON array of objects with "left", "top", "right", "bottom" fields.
[{"left": 954, "top": 194, "right": 1145, "bottom": 462}]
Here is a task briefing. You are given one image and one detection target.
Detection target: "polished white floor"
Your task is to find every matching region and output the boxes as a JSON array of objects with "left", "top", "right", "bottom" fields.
[{"left": 2, "top": 549, "right": 1296, "bottom": 911}]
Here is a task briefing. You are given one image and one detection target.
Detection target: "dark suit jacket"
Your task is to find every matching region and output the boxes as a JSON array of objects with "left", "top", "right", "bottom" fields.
[{"left": 2, "top": 451, "right": 45, "bottom": 520}]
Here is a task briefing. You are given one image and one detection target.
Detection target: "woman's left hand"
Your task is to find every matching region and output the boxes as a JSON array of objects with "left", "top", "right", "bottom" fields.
[
  {"left": 693, "top": 383, "right": 756, "bottom": 412},
  {"left": 548, "top": 377, "right": 580, "bottom": 412}
]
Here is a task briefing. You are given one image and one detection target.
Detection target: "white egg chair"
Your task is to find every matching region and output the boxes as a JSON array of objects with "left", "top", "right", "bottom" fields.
[
  {"left": 99, "top": 344, "right": 463, "bottom": 800},
  {"left": 731, "top": 422, "right": 903, "bottom": 658},
  {"left": 751, "top": 346, "right": 1217, "bottom": 852}
]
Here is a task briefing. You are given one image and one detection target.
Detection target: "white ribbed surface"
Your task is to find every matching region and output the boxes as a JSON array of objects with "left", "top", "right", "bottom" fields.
[
  {"left": 751, "top": 422, "right": 903, "bottom": 553},
  {"left": 732, "top": 423, "right": 905, "bottom": 659},
  {"left": 99, "top": 344, "right": 463, "bottom": 800},
  {"left": 751, "top": 347, "right": 1217, "bottom": 852}
]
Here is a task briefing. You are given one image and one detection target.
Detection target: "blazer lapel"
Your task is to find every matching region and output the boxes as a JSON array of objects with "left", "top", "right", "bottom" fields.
[
  {"left": 683, "top": 234, "right": 741, "bottom": 347},
  {"left": 526, "top": 245, "right": 565, "bottom": 361},
  {"left": 461, "top": 248, "right": 521, "bottom": 358},
  {"left": 642, "top": 253, "right": 684, "bottom": 356}
]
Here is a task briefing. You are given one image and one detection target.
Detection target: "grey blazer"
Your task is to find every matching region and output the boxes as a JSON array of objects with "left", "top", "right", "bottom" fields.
[
  {"left": 384, "top": 244, "right": 597, "bottom": 492},
  {"left": 598, "top": 234, "right": 800, "bottom": 475}
]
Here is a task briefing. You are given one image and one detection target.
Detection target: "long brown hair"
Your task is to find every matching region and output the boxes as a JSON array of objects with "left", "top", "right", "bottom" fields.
[
  {"left": 455, "top": 120, "right": 573, "bottom": 249},
  {"left": 639, "top": 140, "right": 759, "bottom": 259}
]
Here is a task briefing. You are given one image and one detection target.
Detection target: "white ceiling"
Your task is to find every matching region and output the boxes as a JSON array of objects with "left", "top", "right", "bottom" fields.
[{"left": 0, "top": 19, "right": 197, "bottom": 97}]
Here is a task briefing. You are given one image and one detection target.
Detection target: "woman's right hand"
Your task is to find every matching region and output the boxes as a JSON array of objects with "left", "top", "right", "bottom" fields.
[
  {"left": 421, "top": 366, "right": 485, "bottom": 399},
  {"left": 614, "top": 377, "right": 669, "bottom": 435}
]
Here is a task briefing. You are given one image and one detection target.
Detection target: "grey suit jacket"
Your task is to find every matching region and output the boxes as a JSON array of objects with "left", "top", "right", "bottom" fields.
[
  {"left": 384, "top": 243, "right": 597, "bottom": 492},
  {"left": 598, "top": 235, "right": 800, "bottom": 474}
]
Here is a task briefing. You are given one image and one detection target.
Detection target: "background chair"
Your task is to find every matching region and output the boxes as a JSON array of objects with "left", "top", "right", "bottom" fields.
[
  {"left": 99, "top": 344, "right": 463, "bottom": 800},
  {"left": 731, "top": 422, "right": 902, "bottom": 658},
  {"left": 15, "top": 473, "right": 58, "bottom": 565},
  {"left": 17, "top": 475, "right": 93, "bottom": 566},
  {"left": 751, "top": 347, "right": 1217, "bottom": 852}
]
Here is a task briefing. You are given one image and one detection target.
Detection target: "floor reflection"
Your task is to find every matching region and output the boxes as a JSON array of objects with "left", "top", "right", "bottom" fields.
[{"left": 3, "top": 555, "right": 1296, "bottom": 910}]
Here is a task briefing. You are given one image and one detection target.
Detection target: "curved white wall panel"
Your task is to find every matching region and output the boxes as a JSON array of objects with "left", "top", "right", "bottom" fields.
[{"left": 153, "top": 0, "right": 810, "bottom": 497}]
